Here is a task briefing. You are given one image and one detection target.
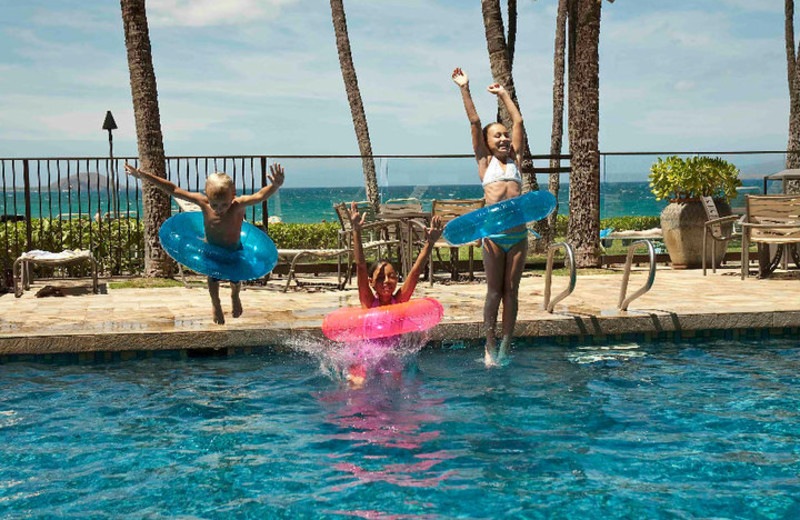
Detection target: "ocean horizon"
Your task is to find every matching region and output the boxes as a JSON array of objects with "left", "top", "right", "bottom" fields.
[{"left": 3, "top": 179, "right": 765, "bottom": 224}]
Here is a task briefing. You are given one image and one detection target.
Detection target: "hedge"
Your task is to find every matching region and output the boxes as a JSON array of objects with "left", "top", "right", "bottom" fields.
[{"left": 0, "top": 216, "right": 659, "bottom": 277}]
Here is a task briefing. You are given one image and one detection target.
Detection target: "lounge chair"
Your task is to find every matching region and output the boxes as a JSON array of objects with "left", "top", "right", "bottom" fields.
[{"left": 14, "top": 249, "right": 98, "bottom": 297}]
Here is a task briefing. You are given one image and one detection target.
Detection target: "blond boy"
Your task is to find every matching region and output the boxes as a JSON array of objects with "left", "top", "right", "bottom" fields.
[{"left": 124, "top": 162, "right": 284, "bottom": 324}]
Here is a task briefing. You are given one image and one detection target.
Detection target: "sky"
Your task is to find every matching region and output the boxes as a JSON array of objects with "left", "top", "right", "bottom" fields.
[{"left": 0, "top": 0, "right": 791, "bottom": 185}]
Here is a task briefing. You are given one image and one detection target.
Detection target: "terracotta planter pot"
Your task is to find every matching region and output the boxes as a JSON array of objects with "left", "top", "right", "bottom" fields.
[{"left": 660, "top": 199, "right": 731, "bottom": 269}]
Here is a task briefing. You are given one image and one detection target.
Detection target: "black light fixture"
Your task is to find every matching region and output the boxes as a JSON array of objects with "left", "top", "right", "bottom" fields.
[{"left": 102, "top": 111, "right": 119, "bottom": 218}]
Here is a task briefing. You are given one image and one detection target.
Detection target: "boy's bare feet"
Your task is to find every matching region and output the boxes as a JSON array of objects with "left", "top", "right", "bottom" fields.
[
  {"left": 231, "top": 282, "right": 242, "bottom": 318},
  {"left": 208, "top": 277, "right": 225, "bottom": 325},
  {"left": 212, "top": 303, "right": 225, "bottom": 325}
]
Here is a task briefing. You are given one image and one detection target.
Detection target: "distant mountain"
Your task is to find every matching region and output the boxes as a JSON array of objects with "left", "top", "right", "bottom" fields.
[{"left": 48, "top": 172, "right": 114, "bottom": 191}]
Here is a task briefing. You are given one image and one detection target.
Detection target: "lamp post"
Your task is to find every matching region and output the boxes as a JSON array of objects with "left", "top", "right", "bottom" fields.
[{"left": 102, "top": 110, "right": 118, "bottom": 218}]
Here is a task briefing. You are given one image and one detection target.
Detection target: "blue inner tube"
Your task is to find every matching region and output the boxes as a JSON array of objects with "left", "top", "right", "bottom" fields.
[
  {"left": 443, "top": 190, "right": 557, "bottom": 245},
  {"left": 159, "top": 212, "right": 278, "bottom": 282}
]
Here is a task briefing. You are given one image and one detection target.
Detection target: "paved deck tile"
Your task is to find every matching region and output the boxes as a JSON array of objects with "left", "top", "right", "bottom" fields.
[{"left": 1, "top": 266, "right": 799, "bottom": 355}]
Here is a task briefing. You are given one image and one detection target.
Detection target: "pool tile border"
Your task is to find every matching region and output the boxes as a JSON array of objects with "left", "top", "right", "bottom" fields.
[{"left": 2, "top": 326, "right": 798, "bottom": 365}]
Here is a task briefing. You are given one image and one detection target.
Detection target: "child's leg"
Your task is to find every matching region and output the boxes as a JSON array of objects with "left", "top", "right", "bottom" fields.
[
  {"left": 231, "top": 281, "right": 242, "bottom": 318},
  {"left": 498, "top": 239, "right": 528, "bottom": 361},
  {"left": 482, "top": 240, "right": 505, "bottom": 367},
  {"left": 207, "top": 276, "right": 225, "bottom": 324}
]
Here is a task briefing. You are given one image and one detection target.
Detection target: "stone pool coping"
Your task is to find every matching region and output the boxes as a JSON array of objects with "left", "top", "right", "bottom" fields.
[{"left": 2, "top": 266, "right": 799, "bottom": 357}]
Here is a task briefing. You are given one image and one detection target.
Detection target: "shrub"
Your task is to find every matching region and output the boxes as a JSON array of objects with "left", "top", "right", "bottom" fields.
[
  {"left": 265, "top": 222, "right": 339, "bottom": 249},
  {"left": 0, "top": 217, "right": 145, "bottom": 277},
  {"left": 649, "top": 155, "right": 741, "bottom": 202}
]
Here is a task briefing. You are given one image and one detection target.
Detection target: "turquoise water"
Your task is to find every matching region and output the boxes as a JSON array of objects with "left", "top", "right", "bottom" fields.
[
  {"left": 1, "top": 337, "right": 798, "bottom": 519},
  {"left": 2, "top": 178, "right": 765, "bottom": 224}
]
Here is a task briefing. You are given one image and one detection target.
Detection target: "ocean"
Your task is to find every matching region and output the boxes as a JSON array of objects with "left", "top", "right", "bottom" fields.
[{"left": 2, "top": 179, "right": 764, "bottom": 224}]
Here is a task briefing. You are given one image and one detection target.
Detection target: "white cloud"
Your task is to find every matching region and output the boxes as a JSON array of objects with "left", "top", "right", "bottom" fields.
[{"left": 147, "top": 0, "right": 299, "bottom": 27}]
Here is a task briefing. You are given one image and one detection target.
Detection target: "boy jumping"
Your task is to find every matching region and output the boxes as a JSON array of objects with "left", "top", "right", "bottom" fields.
[{"left": 124, "top": 162, "right": 284, "bottom": 324}]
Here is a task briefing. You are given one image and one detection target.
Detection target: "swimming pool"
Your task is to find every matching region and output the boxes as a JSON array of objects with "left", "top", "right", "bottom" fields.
[{"left": 1, "top": 338, "right": 798, "bottom": 519}]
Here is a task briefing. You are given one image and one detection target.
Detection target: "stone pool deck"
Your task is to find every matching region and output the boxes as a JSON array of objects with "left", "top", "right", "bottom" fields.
[{"left": 1, "top": 266, "right": 799, "bottom": 356}]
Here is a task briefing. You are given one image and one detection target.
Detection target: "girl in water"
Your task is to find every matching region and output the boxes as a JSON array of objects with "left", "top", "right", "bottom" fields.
[
  {"left": 452, "top": 67, "right": 527, "bottom": 367},
  {"left": 345, "top": 202, "right": 443, "bottom": 387}
]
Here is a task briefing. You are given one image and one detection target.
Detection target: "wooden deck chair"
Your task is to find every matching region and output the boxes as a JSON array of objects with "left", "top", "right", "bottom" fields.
[
  {"left": 378, "top": 198, "right": 428, "bottom": 276},
  {"left": 425, "top": 198, "right": 485, "bottom": 285},
  {"left": 334, "top": 201, "right": 402, "bottom": 283}
]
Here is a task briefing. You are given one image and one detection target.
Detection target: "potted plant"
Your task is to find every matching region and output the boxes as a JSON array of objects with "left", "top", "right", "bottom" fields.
[{"left": 649, "top": 156, "right": 742, "bottom": 268}]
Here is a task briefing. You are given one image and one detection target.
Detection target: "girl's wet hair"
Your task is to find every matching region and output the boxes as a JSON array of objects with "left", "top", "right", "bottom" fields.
[
  {"left": 369, "top": 259, "right": 396, "bottom": 281},
  {"left": 483, "top": 122, "right": 506, "bottom": 143}
]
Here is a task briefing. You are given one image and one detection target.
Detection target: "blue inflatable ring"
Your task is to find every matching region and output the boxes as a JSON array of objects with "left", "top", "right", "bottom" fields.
[
  {"left": 159, "top": 212, "right": 278, "bottom": 282},
  {"left": 443, "top": 190, "right": 557, "bottom": 245}
]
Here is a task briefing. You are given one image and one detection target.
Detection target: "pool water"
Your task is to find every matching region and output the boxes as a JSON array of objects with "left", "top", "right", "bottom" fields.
[{"left": 1, "top": 338, "right": 799, "bottom": 519}]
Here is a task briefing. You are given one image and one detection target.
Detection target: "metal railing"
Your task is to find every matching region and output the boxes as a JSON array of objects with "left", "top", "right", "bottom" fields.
[
  {"left": 618, "top": 240, "right": 657, "bottom": 311},
  {"left": 543, "top": 242, "right": 576, "bottom": 313}
]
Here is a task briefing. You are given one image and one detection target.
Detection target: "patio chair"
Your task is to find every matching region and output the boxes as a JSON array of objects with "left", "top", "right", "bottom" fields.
[
  {"left": 701, "top": 195, "right": 740, "bottom": 275},
  {"left": 378, "top": 198, "right": 429, "bottom": 276},
  {"left": 334, "top": 201, "right": 402, "bottom": 284},
  {"left": 740, "top": 194, "right": 800, "bottom": 279},
  {"left": 417, "top": 198, "right": 485, "bottom": 285}
]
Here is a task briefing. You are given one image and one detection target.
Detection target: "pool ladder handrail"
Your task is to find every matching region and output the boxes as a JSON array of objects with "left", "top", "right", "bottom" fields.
[
  {"left": 618, "top": 239, "right": 656, "bottom": 311},
  {"left": 544, "top": 242, "right": 576, "bottom": 313}
]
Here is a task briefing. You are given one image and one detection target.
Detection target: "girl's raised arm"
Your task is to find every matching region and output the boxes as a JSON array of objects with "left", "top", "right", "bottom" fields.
[
  {"left": 452, "top": 68, "right": 489, "bottom": 160},
  {"left": 347, "top": 202, "right": 375, "bottom": 308},
  {"left": 487, "top": 83, "right": 525, "bottom": 161}
]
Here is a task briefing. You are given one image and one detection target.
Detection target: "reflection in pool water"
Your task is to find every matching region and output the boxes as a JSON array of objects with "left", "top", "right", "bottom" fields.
[{"left": 0, "top": 338, "right": 798, "bottom": 518}]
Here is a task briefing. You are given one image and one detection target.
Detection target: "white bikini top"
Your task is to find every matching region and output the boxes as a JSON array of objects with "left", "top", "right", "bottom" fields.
[{"left": 481, "top": 156, "right": 522, "bottom": 187}]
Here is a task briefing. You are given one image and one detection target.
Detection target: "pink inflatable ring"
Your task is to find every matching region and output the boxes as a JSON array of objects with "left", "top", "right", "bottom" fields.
[{"left": 322, "top": 298, "right": 444, "bottom": 342}]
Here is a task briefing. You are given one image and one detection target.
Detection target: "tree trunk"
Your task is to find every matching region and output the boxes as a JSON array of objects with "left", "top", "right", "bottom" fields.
[
  {"left": 542, "top": 0, "right": 568, "bottom": 248},
  {"left": 330, "top": 0, "right": 380, "bottom": 213},
  {"left": 566, "top": 0, "right": 602, "bottom": 267},
  {"left": 120, "top": 0, "right": 172, "bottom": 277},
  {"left": 497, "top": 0, "right": 517, "bottom": 124},
  {"left": 786, "top": 0, "right": 800, "bottom": 193},
  {"left": 481, "top": 0, "right": 546, "bottom": 250},
  {"left": 481, "top": 0, "right": 538, "bottom": 193}
]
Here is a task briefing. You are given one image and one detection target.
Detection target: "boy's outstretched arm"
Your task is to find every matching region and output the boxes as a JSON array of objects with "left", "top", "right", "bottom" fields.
[
  {"left": 237, "top": 163, "right": 285, "bottom": 207},
  {"left": 397, "top": 216, "right": 443, "bottom": 303},
  {"left": 487, "top": 83, "right": 525, "bottom": 157},
  {"left": 452, "top": 68, "right": 488, "bottom": 159},
  {"left": 348, "top": 202, "right": 374, "bottom": 308},
  {"left": 124, "top": 163, "right": 206, "bottom": 205}
]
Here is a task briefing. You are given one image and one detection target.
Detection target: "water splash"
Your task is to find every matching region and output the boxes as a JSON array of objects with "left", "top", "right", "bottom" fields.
[{"left": 286, "top": 332, "right": 429, "bottom": 386}]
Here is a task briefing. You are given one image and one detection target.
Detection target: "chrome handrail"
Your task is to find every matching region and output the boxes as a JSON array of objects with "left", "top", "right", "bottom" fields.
[
  {"left": 618, "top": 239, "right": 656, "bottom": 311},
  {"left": 544, "top": 242, "right": 576, "bottom": 313}
]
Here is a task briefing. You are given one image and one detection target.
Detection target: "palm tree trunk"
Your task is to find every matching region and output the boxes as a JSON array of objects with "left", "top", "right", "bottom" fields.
[
  {"left": 786, "top": 0, "right": 800, "bottom": 193},
  {"left": 566, "top": 0, "right": 602, "bottom": 267},
  {"left": 330, "top": 0, "right": 379, "bottom": 213},
  {"left": 120, "top": 0, "right": 172, "bottom": 277},
  {"left": 497, "top": 0, "right": 518, "bottom": 124},
  {"left": 481, "top": 0, "right": 539, "bottom": 193},
  {"left": 541, "top": 0, "right": 568, "bottom": 248}
]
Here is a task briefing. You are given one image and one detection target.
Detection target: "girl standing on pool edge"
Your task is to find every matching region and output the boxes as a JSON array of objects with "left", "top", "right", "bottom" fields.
[{"left": 452, "top": 67, "right": 527, "bottom": 367}]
